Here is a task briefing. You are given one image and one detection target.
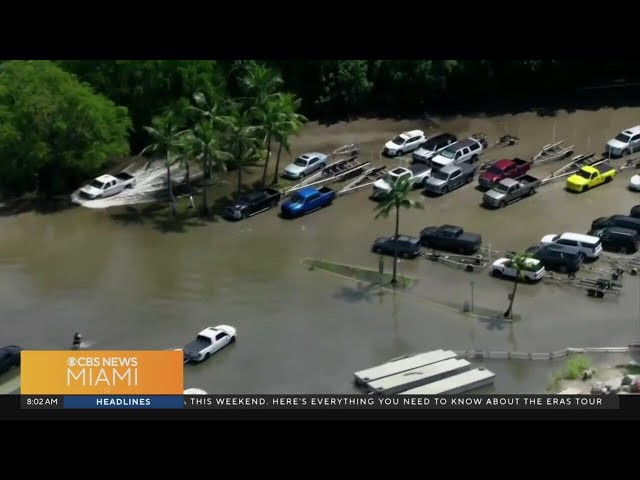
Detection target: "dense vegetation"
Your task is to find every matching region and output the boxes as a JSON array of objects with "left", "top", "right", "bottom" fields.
[{"left": 2, "top": 59, "right": 639, "bottom": 200}]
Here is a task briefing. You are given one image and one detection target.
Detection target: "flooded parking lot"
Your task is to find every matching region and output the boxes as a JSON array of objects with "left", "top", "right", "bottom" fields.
[{"left": 2, "top": 107, "right": 640, "bottom": 393}]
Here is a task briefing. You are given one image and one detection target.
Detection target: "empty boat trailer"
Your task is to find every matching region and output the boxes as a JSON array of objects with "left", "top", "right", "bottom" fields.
[
  {"left": 366, "top": 358, "right": 472, "bottom": 395},
  {"left": 353, "top": 350, "right": 458, "bottom": 386},
  {"left": 400, "top": 368, "right": 496, "bottom": 395}
]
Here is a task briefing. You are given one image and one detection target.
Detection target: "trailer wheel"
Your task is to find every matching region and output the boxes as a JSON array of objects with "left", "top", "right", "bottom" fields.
[
  {"left": 597, "top": 290, "right": 605, "bottom": 298},
  {"left": 465, "top": 265, "right": 474, "bottom": 272}
]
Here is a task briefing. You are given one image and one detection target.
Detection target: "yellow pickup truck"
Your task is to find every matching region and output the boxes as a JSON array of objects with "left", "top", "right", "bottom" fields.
[{"left": 566, "top": 164, "right": 617, "bottom": 193}]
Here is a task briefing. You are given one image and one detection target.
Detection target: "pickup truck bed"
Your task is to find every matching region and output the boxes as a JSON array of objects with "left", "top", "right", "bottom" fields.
[
  {"left": 184, "top": 337, "right": 210, "bottom": 355},
  {"left": 114, "top": 172, "right": 135, "bottom": 181},
  {"left": 409, "top": 164, "right": 430, "bottom": 175},
  {"left": 517, "top": 174, "right": 539, "bottom": 185},
  {"left": 593, "top": 164, "right": 615, "bottom": 174}
]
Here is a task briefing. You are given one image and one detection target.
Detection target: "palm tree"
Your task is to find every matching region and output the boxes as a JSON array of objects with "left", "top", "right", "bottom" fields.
[
  {"left": 219, "top": 104, "right": 263, "bottom": 196},
  {"left": 240, "top": 61, "right": 283, "bottom": 110},
  {"left": 181, "top": 122, "right": 233, "bottom": 214},
  {"left": 272, "top": 93, "right": 307, "bottom": 185},
  {"left": 188, "top": 91, "right": 226, "bottom": 182},
  {"left": 503, "top": 252, "right": 532, "bottom": 319},
  {"left": 373, "top": 178, "right": 423, "bottom": 285},
  {"left": 140, "top": 113, "right": 182, "bottom": 214}
]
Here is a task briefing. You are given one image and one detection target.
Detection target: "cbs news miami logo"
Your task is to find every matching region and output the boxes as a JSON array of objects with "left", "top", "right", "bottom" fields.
[{"left": 21, "top": 351, "right": 183, "bottom": 395}]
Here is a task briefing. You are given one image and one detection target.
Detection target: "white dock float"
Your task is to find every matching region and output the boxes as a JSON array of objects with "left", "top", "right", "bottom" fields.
[
  {"left": 353, "top": 350, "right": 458, "bottom": 386},
  {"left": 400, "top": 368, "right": 495, "bottom": 395},
  {"left": 366, "top": 358, "right": 471, "bottom": 395}
]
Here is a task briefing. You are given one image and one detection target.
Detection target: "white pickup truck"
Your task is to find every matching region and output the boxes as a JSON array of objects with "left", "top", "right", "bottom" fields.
[
  {"left": 183, "top": 325, "right": 237, "bottom": 363},
  {"left": 79, "top": 172, "right": 136, "bottom": 200},
  {"left": 372, "top": 165, "right": 431, "bottom": 198}
]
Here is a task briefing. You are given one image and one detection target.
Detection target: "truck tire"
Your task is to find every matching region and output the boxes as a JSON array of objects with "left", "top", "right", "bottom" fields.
[
  {"left": 471, "top": 155, "right": 478, "bottom": 163},
  {"left": 441, "top": 186, "right": 449, "bottom": 194},
  {"left": 559, "top": 265, "right": 567, "bottom": 274},
  {"left": 499, "top": 201, "right": 506, "bottom": 208},
  {"left": 605, "top": 176, "right": 612, "bottom": 183},
  {"left": 492, "top": 269, "right": 501, "bottom": 277},
  {"left": 631, "top": 205, "right": 640, "bottom": 218},
  {"left": 529, "top": 188, "right": 536, "bottom": 196},
  {"left": 270, "top": 199, "right": 278, "bottom": 208},
  {"left": 581, "top": 185, "right": 588, "bottom": 192},
  {"left": 205, "top": 353, "right": 211, "bottom": 360},
  {"left": 466, "top": 175, "right": 473, "bottom": 184},
  {"left": 230, "top": 336, "right": 236, "bottom": 343},
  {"left": 623, "top": 149, "right": 630, "bottom": 157},
  {"left": 620, "top": 246, "right": 629, "bottom": 254}
]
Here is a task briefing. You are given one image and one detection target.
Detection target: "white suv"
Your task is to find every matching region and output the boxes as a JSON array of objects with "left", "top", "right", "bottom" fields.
[
  {"left": 606, "top": 126, "right": 640, "bottom": 157},
  {"left": 540, "top": 232, "right": 602, "bottom": 259},
  {"left": 383, "top": 130, "right": 426, "bottom": 157}
]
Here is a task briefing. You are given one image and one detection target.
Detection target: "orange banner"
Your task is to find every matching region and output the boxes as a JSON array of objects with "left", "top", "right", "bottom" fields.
[{"left": 20, "top": 350, "right": 184, "bottom": 395}]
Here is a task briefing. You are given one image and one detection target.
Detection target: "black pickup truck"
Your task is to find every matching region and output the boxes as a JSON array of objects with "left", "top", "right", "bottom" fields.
[
  {"left": 224, "top": 188, "right": 282, "bottom": 220},
  {"left": 419, "top": 224, "right": 482, "bottom": 254}
]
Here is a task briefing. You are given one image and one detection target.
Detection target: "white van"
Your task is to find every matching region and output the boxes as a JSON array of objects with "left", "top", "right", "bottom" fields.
[
  {"left": 430, "top": 138, "right": 484, "bottom": 170},
  {"left": 540, "top": 232, "right": 602, "bottom": 259}
]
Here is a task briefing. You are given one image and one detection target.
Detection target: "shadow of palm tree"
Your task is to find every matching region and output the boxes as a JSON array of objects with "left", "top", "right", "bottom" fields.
[
  {"left": 333, "top": 282, "right": 381, "bottom": 304},
  {"left": 479, "top": 314, "right": 508, "bottom": 332}
]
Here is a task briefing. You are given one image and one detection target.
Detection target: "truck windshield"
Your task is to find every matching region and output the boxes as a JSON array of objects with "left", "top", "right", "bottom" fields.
[
  {"left": 89, "top": 180, "right": 105, "bottom": 189},
  {"left": 291, "top": 193, "right": 305, "bottom": 203},
  {"left": 615, "top": 133, "right": 631, "bottom": 143},
  {"left": 432, "top": 170, "right": 449, "bottom": 181},
  {"left": 440, "top": 149, "right": 455, "bottom": 159},
  {"left": 486, "top": 165, "right": 503, "bottom": 175},
  {"left": 576, "top": 170, "right": 591, "bottom": 179},
  {"left": 493, "top": 183, "right": 510, "bottom": 193}
]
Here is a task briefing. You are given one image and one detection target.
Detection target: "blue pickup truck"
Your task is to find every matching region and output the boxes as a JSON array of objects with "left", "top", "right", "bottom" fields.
[{"left": 281, "top": 186, "right": 336, "bottom": 218}]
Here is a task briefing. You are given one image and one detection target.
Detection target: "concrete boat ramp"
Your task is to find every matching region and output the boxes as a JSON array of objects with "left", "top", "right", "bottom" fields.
[{"left": 354, "top": 350, "right": 495, "bottom": 395}]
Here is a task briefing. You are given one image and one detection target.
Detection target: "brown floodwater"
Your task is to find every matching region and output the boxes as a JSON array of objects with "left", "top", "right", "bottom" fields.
[{"left": 2, "top": 107, "right": 640, "bottom": 394}]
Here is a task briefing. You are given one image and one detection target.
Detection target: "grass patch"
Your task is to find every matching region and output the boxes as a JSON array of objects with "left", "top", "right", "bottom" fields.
[
  {"left": 565, "top": 354, "right": 591, "bottom": 380},
  {"left": 619, "top": 365, "right": 640, "bottom": 375},
  {"left": 547, "top": 354, "right": 592, "bottom": 391},
  {"left": 303, "top": 258, "right": 417, "bottom": 288}
]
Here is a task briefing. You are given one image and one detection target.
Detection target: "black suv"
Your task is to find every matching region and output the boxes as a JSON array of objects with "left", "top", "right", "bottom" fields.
[
  {"left": 526, "top": 244, "right": 583, "bottom": 273},
  {"left": 372, "top": 235, "right": 423, "bottom": 258},
  {"left": 589, "top": 227, "right": 640, "bottom": 254},
  {"left": 590, "top": 215, "right": 640, "bottom": 234}
]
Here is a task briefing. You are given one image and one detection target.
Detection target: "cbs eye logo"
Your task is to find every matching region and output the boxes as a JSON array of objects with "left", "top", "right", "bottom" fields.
[{"left": 67, "top": 357, "right": 77, "bottom": 367}]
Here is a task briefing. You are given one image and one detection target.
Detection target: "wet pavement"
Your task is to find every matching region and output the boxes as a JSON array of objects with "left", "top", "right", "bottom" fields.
[{"left": 2, "top": 107, "right": 640, "bottom": 393}]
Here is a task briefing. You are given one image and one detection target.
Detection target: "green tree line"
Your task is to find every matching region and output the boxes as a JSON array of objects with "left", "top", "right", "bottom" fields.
[{"left": 2, "top": 59, "right": 639, "bottom": 199}]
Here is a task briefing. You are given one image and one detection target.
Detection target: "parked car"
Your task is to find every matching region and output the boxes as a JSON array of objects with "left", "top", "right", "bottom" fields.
[
  {"left": 419, "top": 224, "right": 482, "bottom": 254},
  {"left": 482, "top": 175, "right": 540, "bottom": 208},
  {"left": 383, "top": 130, "right": 426, "bottom": 157},
  {"left": 282, "top": 152, "right": 328, "bottom": 180},
  {"left": 539, "top": 232, "right": 602, "bottom": 259},
  {"left": 491, "top": 257, "right": 545, "bottom": 282},
  {"left": 478, "top": 158, "right": 532, "bottom": 190},
  {"left": 372, "top": 235, "right": 423, "bottom": 258},
  {"left": 0, "top": 346, "right": 22, "bottom": 375},
  {"left": 606, "top": 126, "right": 640, "bottom": 157},
  {"left": 372, "top": 165, "right": 431, "bottom": 198},
  {"left": 629, "top": 174, "right": 640, "bottom": 191},
  {"left": 223, "top": 188, "right": 282, "bottom": 220},
  {"left": 430, "top": 137, "right": 484, "bottom": 171},
  {"left": 589, "top": 227, "right": 640, "bottom": 254},
  {"left": 412, "top": 133, "right": 457, "bottom": 164},
  {"left": 280, "top": 186, "right": 336, "bottom": 217},
  {"left": 526, "top": 244, "right": 583, "bottom": 274},
  {"left": 565, "top": 164, "right": 616, "bottom": 193},
  {"left": 590, "top": 215, "right": 640, "bottom": 235},
  {"left": 424, "top": 163, "right": 476, "bottom": 195},
  {"left": 78, "top": 172, "right": 136, "bottom": 200},
  {"left": 183, "top": 326, "right": 236, "bottom": 363}
]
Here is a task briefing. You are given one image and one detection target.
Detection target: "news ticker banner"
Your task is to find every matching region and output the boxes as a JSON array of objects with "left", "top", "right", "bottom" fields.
[
  {"left": 20, "top": 394, "right": 619, "bottom": 410},
  {"left": 17, "top": 351, "right": 621, "bottom": 410}
]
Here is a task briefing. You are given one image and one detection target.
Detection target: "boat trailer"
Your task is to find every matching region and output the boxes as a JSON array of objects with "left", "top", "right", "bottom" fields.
[
  {"left": 338, "top": 166, "right": 388, "bottom": 195},
  {"left": 423, "top": 250, "right": 488, "bottom": 272},
  {"left": 533, "top": 140, "right": 574, "bottom": 165},
  {"left": 544, "top": 271, "right": 623, "bottom": 298}
]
